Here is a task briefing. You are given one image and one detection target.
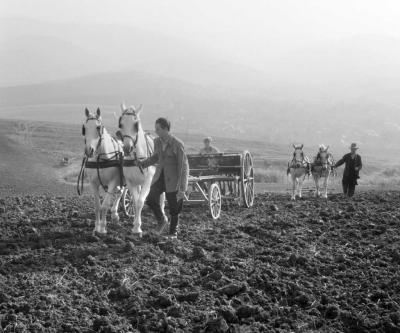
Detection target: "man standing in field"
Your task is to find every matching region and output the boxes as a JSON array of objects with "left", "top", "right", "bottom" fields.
[
  {"left": 139, "top": 118, "right": 189, "bottom": 239},
  {"left": 334, "top": 143, "right": 362, "bottom": 197}
]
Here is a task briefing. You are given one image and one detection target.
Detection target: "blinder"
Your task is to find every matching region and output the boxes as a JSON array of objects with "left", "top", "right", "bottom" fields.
[{"left": 81, "top": 123, "right": 103, "bottom": 137}]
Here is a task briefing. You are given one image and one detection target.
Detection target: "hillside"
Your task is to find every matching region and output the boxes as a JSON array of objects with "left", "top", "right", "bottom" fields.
[
  {"left": 1, "top": 70, "right": 400, "bottom": 163},
  {"left": 0, "top": 118, "right": 289, "bottom": 196}
]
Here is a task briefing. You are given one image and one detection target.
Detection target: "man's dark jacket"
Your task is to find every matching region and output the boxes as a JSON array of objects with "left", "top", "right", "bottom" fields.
[{"left": 335, "top": 153, "right": 362, "bottom": 185}]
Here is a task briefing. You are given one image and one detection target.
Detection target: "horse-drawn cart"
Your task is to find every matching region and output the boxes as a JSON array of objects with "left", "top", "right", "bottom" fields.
[
  {"left": 185, "top": 151, "right": 255, "bottom": 219},
  {"left": 121, "top": 150, "right": 255, "bottom": 219}
]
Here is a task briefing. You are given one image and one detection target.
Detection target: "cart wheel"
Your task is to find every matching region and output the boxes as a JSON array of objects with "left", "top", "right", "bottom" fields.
[
  {"left": 240, "top": 150, "right": 255, "bottom": 208},
  {"left": 208, "top": 183, "right": 221, "bottom": 220},
  {"left": 122, "top": 188, "right": 135, "bottom": 217}
]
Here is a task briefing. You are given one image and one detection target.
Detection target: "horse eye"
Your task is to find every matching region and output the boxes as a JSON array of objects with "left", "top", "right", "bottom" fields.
[{"left": 96, "top": 126, "right": 101, "bottom": 130}]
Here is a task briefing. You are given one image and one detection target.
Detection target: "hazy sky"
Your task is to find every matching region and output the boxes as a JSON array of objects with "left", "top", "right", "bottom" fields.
[{"left": 2, "top": 0, "right": 400, "bottom": 69}]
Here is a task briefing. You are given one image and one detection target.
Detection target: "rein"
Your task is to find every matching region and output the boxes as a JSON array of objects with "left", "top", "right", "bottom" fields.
[{"left": 77, "top": 156, "right": 88, "bottom": 196}]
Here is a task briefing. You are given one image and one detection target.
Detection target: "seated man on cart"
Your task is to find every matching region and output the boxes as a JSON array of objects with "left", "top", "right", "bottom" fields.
[
  {"left": 198, "top": 137, "right": 232, "bottom": 195},
  {"left": 199, "top": 137, "right": 220, "bottom": 155}
]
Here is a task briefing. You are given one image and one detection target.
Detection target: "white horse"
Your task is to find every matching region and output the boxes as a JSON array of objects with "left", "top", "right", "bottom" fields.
[
  {"left": 82, "top": 108, "right": 124, "bottom": 234},
  {"left": 118, "top": 103, "right": 166, "bottom": 237},
  {"left": 311, "top": 144, "right": 334, "bottom": 199},
  {"left": 287, "top": 144, "right": 311, "bottom": 200}
]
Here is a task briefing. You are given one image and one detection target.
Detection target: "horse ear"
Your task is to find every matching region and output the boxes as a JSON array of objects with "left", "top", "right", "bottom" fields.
[
  {"left": 301, "top": 144, "right": 304, "bottom": 149},
  {"left": 96, "top": 108, "right": 101, "bottom": 117},
  {"left": 136, "top": 104, "right": 143, "bottom": 114},
  {"left": 326, "top": 145, "right": 329, "bottom": 151},
  {"left": 292, "top": 144, "right": 296, "bottom": 149},
  {"left": 120, "top": 103, "right": 126, "bottom": 112},
  {"left": 85, "top": 108, "right": 90, "bottom": 117}
]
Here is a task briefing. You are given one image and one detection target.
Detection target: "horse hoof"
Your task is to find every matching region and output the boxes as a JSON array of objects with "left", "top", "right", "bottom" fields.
[
  {"left": 132, "top": 231, "right": 143, "bottom": 238},
  {"left": 111, "top": 215, "right": 120, "bottom": 223},
  {"left": 93, "top": 230, "right": 107, "bottom": 236}
]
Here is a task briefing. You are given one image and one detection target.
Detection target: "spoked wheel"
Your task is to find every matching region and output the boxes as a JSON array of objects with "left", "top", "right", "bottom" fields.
[
  {"left": 208, "top": 183, "right": 222, "bottom": 220},
  {"left": 122, "top": 188, "right": 135, "bottom": 217},
  {"left": 240, "top": 150, "right": 255, "bottom": 208}
]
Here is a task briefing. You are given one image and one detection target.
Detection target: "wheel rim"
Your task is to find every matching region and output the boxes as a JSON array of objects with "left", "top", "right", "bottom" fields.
[
  {"left": 209, "top": 183, "right": 221, "bottom": 219},
  {"left": 123, "top": 189, "right": 135, "bottom": 217},
  {"left": 241, "top": 151, "right": 255, "bottom": 207}
]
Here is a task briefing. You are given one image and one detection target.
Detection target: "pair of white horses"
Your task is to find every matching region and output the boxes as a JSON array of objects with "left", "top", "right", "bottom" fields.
[
  {"left": 287, "top": 144, "right": 335, "bottom": 200},
  {"left": 81, "top": 104, "right": 165, "bottom": 236}
]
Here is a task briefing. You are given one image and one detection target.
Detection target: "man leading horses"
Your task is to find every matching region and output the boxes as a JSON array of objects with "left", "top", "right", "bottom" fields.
[
  {"left": 138, "top": 118, "right": 189, "bottom": 239},
  {"left": 334, "top": 143, "right": 362, "bottom": 198}
]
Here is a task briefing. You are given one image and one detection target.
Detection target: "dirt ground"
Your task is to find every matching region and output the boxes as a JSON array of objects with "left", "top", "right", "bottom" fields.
[{"left": 0, "top": 191, "right": 399, "bottom": 332}]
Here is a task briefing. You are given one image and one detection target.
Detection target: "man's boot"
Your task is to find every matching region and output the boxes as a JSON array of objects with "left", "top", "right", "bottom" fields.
[{"left": 166, "top": 214, "right": 179, "bottom": 239}]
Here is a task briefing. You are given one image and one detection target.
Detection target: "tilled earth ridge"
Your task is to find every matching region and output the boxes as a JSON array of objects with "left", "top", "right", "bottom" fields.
[{"left": 0, "top": 192, "right": 399, "bottom": 333}]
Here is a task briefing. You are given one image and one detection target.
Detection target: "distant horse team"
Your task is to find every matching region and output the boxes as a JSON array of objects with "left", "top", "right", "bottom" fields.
[
  {"left": 287, "top": 142, "right": 362, "bottom": 200},
  {"left": 287, "top": 143, "right": 335, "bottom": 200},
  {"left": 79, "top": 104, "right": 362, "bottom": 237}
]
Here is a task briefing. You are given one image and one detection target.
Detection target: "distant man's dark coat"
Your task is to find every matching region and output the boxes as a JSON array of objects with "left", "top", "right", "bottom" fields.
[{"left": 335, "top": 153, "right": 362, "bottom": 185}]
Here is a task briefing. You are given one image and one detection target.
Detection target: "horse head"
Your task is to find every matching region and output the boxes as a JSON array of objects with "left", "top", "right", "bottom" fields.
[
  {"left": 82, "top": 108, "right": 104, "bottom": 157},
  {"left": 292, "top": 144, "right": 304, "bottom": 167},
  {"left": 119, "top": 103, "right": 143, "bottom": 156},
  {"left": 317, "top": 144, "right": 332, "bottom": 170}
]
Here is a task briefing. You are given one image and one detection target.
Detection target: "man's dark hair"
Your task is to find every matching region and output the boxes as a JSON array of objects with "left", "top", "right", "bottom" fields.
[{"left": 155, "top": 117, "right": 171, "bottom": 131}]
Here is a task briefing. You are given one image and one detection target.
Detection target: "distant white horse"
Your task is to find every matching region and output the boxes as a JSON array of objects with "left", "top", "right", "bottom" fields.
[
  {"left": 118, "top": 103, "right": 166, "bottom": 237},
  {"left": 81, "top": 108, "right": 124, "bottom": 234},
  {"left": 311, "top": 144, "right": 334, "bottom": 199},
  {"left": 287, "top": 144, "right": 311, "bottom": 200}
]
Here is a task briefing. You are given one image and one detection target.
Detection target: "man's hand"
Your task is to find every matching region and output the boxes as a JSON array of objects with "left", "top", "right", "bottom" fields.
[{"left": 177, "top": 190, "right": 186, "bottom": 201}]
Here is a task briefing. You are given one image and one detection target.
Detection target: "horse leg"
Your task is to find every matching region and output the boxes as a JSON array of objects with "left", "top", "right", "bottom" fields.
[
  {"left": 128, "top": 185, "right": 142, "bottom": 236},
  {"left": 98, "top": 183, "right": 117, "bottom": 234},
  {"left": 133, "top": 174, "right": 155, "bottom": 236},
  {"left": 160, "top": 192, "right": 167, "bottom": 222},
  {"left": 298, "top": 175, "right": 304, "bottom": 199},
  {"left": 111, "top": 187, "right": 123, "bottom": 223},
  {"left": 91, "top": 184, "right": 101, "bottom": 234},
  {"left": 314, "top": 176, "right": 320, "bottom": 197},
  {"left": 322, "top": 175, "right": 329, "bottom": 199},
  {"left": 291, "top": 176, "right": 296, "bottom": 201}
]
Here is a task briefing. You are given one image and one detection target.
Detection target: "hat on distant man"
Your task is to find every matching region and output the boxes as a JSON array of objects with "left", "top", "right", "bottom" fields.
[{"left": 349, "top": 143, "right": 359, "bottom": 150}]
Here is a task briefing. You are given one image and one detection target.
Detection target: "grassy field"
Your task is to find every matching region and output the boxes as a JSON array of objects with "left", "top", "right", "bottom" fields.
[{"left": 0, "top": 117, "right": 399, "bottom": 196}]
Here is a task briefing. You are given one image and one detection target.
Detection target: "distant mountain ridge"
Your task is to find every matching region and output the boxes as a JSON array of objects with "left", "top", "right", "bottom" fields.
[
  {"left": 1, "top": 69, "right": 400, "bottom": 164},
  {"left": 2, "top": 18, "right": 400, "bottom": 162}
]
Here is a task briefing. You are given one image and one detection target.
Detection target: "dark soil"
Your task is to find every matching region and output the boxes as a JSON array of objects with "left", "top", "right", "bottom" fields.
[{"left": 0, "top": 192, "right": 400, "bottom": 332}]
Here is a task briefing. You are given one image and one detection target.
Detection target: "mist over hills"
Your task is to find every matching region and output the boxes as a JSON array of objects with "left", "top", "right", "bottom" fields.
[{"left": 1, "top": 18, "right": 400, "bottom": 162}]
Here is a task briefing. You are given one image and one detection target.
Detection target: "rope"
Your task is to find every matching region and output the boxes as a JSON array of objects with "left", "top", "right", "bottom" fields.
[{"left": 77, "top": 156, "right": 88, "bottom": 196}]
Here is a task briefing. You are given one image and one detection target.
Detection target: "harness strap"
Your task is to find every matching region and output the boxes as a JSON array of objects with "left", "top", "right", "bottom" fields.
[
  {"left": 97, "top": 154, "right": 108, "bottom": 193},
  {"left": 77, "top": 156, "right": 88, "bottom": 195}
]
